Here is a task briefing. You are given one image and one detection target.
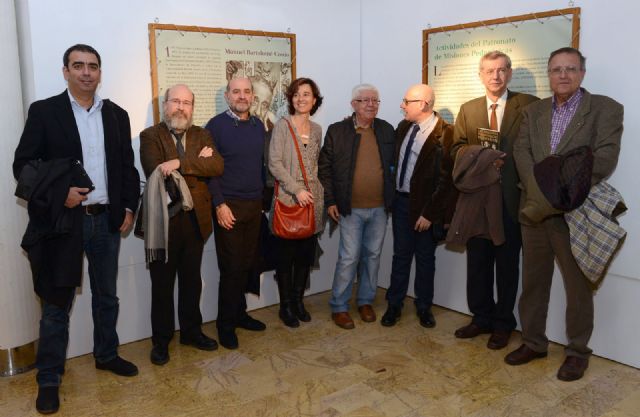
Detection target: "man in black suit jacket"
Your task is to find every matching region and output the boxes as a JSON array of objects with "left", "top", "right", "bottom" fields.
[
  {"left": 451, "top": 51, "right": 538, "bottom": 350},
  {"left": 380, "top": 84, "right": 455, "bottom": 329},
  {"left": 13, "top": 44, "right": 140, "bottom": 414}
]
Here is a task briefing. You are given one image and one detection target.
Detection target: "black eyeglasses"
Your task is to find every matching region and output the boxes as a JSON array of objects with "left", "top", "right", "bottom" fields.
[{"left": 402, "top": 99, "right": 428, "bottom": 106}]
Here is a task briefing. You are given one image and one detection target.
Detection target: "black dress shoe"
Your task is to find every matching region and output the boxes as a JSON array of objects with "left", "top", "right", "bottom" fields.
[
  {"left": 237, "top": 315, "right": 266, "bottom": 331},
  {"left": 279, "top": 304, "right": 300, "bottom": 328},
  {"left": 380, "top": 305, "right": 401, "bottom": 327},
  {"left": 95, "top": 356, "right": 139, "bottom": 376},
  {"left": 454, "top": 322, "right": 492, "bottom": 339},
  {"left": 36, "top": 386, "right": 59, "bottom": 414},
  {"left": 504, "top": 344, "right": 548, "bottom": 366},
  {"left": 150, "top": 345, "right": 169, "bottom": 366},
  {"left": 292, "top": 300, "right": 311, "bottom": 322},
  {"left": 180, "top": 333, "right": 218, "bottom": 351},
  {"left": 487, "top": 330, "right": 511, "bottom": 350},
  {"left": 418, "top": 308, "right": 436, "bottom": 328},
  {"left": 218, "top": 328, "right": 239, "bottom": 350}
]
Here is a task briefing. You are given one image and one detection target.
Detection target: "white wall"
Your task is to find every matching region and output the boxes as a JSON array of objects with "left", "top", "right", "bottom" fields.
[
  {"left": 16, "top": 0, "right": 361, "bottom": 358},
  {"left": 14, "top": 0, "right": 640, "bottom": 367},
  {"left": 364, "top": 0, "right": 640, "bottom": 367},
  {"left": 0, "top": 0, "right": 40, "bottom": 351}
]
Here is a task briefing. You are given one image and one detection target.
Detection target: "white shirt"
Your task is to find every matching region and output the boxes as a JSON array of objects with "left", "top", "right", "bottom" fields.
[
  {"left": 485, "top": 90, "right": 508, "bottom": 131},
  {"left": 396, "top": 112, "right": 438, "bottom": 192},
  {"left": 68, "top": 90, "right": 108, "bottom": 205}
]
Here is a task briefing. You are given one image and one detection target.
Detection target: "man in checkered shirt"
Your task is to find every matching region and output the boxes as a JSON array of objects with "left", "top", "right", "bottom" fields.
[{"left": 505, "top": 47, "right": 624, "bottom": 382}]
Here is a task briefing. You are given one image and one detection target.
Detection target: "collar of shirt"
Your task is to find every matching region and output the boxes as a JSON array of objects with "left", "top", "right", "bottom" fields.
[
  {"left": 415, "top": 112, "right": 437, "bottom": 135},
  {"left": 486, "top": 90, "right": 508, "bottom": 111},
  {"left": 68, "top": 89, "right": 103, "bottom": 113},
  {"left": 226, "top": 109, "right": 256, "bottom": 122},
  {"left": 552, "top": 88, "right": 584, "bottom": 111},
  {"left": 171, "top": 129, "right": 186, "bottom": 141},
  {"left": 352, "top": 114, "right": 375, "bottom": 130}
]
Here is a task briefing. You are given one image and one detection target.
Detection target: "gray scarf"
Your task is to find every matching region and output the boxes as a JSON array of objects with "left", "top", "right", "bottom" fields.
[{"left": 142, "top": 167, "right": 193, "bottom": 263}]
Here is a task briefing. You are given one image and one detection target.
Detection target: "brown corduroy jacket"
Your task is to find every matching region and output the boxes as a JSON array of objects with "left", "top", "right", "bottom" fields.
[{"left": 140, "top": 122, "right": 223, "bottom": 240}]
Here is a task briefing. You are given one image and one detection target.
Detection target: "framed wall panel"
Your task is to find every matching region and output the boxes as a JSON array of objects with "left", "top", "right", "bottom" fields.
[
  {"left": 149, "top": 24, "right": 296, "bottom": 128},
  {"left": 422, "top": 8, "right": 580, "bottom": 122}
]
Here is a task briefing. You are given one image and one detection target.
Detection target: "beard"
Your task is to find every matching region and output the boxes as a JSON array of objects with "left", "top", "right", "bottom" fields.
[
  {"left": 164, "top": 110, "right": 192, "bottom": 132},
  {"left": 228, "top": 99, "right": 251, "bottom": 116}
]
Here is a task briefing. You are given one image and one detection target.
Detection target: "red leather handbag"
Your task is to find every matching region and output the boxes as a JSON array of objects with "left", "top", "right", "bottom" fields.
[{"left": 272, "top": 120, "right": 316, "bottom": 239}]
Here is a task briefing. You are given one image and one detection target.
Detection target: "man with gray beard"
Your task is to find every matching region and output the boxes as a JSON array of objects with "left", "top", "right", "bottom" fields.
[{"left": 139, "top": 84, "right": 223, "bottom": 365}]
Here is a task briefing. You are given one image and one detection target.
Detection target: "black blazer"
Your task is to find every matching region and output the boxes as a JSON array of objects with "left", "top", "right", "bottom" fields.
[
  {"left": 13, "top": 90, "right": 140, "bottom": 289},
  {"left": 395, "top": 113, "right": 455, "bottom": 226}
]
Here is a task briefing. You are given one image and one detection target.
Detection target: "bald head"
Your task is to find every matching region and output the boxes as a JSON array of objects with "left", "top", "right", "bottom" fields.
[
  {"left": 400, "top": 84, "right": 435, "bottom": 123},
  {"left": 164, "top": 84, "right": 194, "bottom": 104},
  {"left": 226, "top": 77, "right": 252, "bottom": 93}
]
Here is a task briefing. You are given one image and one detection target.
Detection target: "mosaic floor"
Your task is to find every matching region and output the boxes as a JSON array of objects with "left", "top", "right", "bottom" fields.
[{"left": 2, "top": 290, "right": 640, "bottom": 416}]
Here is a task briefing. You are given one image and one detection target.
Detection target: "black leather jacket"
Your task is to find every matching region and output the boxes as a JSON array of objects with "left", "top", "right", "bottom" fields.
[{"left": 318, "top": 115, "right": 396, "bottom": 216}]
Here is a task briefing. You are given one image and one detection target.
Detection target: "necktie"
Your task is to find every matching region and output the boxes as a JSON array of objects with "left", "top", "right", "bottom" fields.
[
  {"left": 173, "top": 131, "right": 185, "bottom": 158},
  {"left": 398, "top": 124, "right": 420, "bottom": 190},
  {"left": 490, "top": 103, "right": 498, "bottom": 131}
]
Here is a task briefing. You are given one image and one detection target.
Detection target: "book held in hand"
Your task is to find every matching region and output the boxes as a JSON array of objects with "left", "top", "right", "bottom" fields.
[{"left": 477, "top": 128, "right": 500, "bottom": 150}]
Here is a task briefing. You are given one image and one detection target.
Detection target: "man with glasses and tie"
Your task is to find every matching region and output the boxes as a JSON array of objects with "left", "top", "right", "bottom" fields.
[
  {"left": 380, "top": 84, "right": 455, "bottom": 328},
  {"left": 506, "top": 47, "right": 623, "bottom": 381},
  {"left": 451, "top": 51, "right": 538, "bottom": 350},
  {"left": 140, "top": 84, "right": 223, "bottom": 365},
  {"left": 318, "top": 84, "right": 396, "bottom": 329}
]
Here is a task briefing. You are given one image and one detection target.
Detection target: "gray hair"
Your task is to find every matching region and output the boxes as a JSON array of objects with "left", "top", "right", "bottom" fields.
[
  {"left": 479, "top": 50, "right": 512, "bottom": 71},
  {"left": 351, "top": 83, "right": 379, "bottom": 100}
]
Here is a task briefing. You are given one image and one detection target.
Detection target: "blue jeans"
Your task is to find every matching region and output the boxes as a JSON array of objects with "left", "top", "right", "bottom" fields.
[
  {"left": 329, "top": 207, "right": 388, "bottom": 312},
  {"left": 36, "top": 210, "right": 121, "bottom": 387},
  {"left": 385, "top": 194, "right": 437, "bottom": 311}
]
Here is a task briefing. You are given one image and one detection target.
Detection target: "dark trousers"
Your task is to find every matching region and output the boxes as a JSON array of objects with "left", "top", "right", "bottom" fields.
[
  {"left": 214, "top": 199, "right": 262, "bottom": 330},
  {"left": 465, "top": 204, "right": 521, "bottom": 331},
  {"left": 275, "top": 235, "right": 316, "bottom": 277},
  {"left": 519, "top": 216, "right": 594, "bottom": 358},
  {"left": 385, "top": 194, "right": 437, "bottom": 311},
  {"left": 149, "top": 211, "right": 204, "bottom": 347},
  {"left": 275, "top": 235, "right": 315, "bottom": 300},
  {"left": 36, "top": 210, "right": 121, "bottom": 387}
]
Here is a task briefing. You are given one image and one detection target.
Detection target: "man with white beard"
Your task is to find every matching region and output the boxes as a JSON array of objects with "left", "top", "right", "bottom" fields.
[{"left": 139, "top": 84, "right": 223, "bottom": 365}]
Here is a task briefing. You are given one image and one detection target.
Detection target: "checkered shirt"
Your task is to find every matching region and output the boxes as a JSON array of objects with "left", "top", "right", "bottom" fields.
[
  {"left": 550, "top": 89, "right": 584, "bottom": 153},
  {"left": 565, "top": 181, "right": 627, "bottom": 285}
]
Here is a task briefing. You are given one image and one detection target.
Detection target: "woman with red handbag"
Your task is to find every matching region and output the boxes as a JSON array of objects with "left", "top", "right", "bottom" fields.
[{"left": 268, "top": 78, "right": 325, "bottom": 327}]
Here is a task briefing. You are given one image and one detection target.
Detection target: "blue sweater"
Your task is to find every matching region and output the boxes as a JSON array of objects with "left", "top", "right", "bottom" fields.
[{"left": 205, "top": 112, "right": 265, "bottom": 206}]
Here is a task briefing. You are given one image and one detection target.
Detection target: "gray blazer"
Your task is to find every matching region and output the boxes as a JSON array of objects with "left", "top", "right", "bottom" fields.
[
  {"left": 513, "top": 89, "right": 624, "bottom": 224},
  {"left": 268, "top": 116, "right": 325, "bottom": 234}
]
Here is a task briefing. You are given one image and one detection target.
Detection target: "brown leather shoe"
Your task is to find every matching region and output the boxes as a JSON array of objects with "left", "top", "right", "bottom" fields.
[
  {"left": 487, "top": 330, "right": 511, "bottom": 350},
  {"left": 505, "top": 344, "right": 548, "bottom": 365},
  {"left": 454, "top": 323, "right": 492, "bottom": 339},
  {"left": 358, "top": 305, "right": 376, "bottom": 322},
  {"left": 332, "top": 312, "right": 355, "bottom": 329},
  {"left": 557, "top": 356, "right": 589, "bottom": 381}
]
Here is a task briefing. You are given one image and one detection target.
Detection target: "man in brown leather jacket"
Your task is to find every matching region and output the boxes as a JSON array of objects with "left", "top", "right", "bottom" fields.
[{"left": 140, "top": 84, "right": 223, "bottom": 366}]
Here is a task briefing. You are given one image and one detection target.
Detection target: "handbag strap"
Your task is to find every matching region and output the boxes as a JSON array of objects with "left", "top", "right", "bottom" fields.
[
  {"left": 284, "top": 118, "right": 311, "bottom": 190},
  {"left": 275, "top": 118, "right": 311, "bottom": 198}
]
